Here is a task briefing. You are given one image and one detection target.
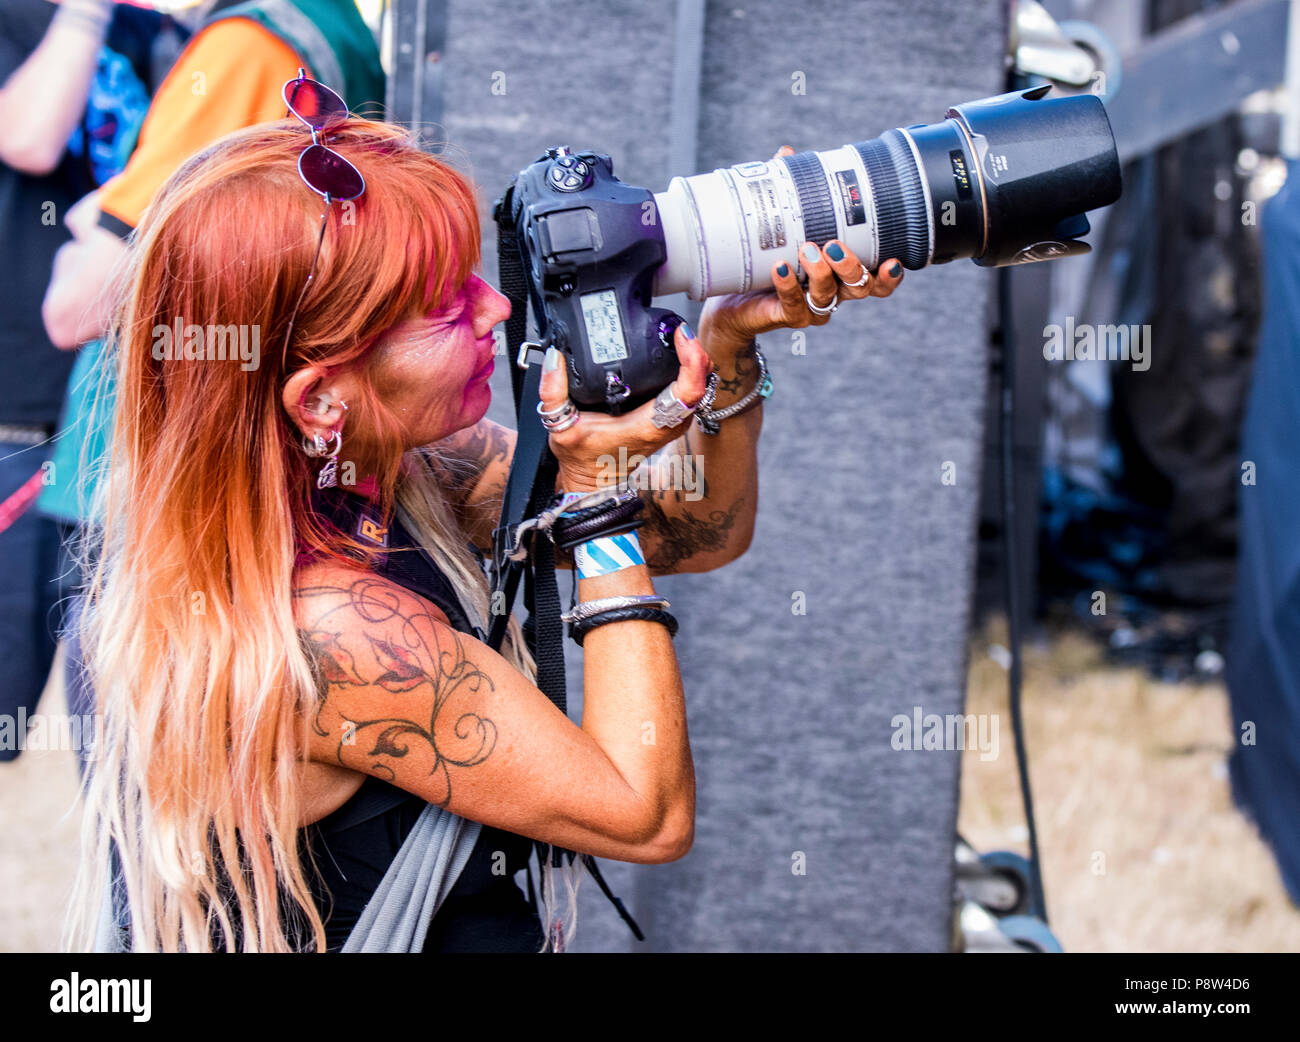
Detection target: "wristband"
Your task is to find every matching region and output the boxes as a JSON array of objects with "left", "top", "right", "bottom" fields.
[
  {"left": 574, "top": 531, "right": 644, "bottom": 578},
  {"left": 554, "top": 499, "right": 644, "bottom": 551}
]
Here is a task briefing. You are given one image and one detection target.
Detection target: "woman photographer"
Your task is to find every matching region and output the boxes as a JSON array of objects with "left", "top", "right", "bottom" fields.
[{"left": 68, "top": 73, "right": 903, "bottom": 953}]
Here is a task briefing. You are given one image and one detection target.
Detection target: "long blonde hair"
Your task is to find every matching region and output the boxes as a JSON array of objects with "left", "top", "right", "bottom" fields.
[{"left": 64, "top": 119, "right": 582, "bottom": 953}]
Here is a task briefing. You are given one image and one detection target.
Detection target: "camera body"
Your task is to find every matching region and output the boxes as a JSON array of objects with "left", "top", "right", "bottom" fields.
[{"left": 502, "top": 146, "right": 681, "bottom": 414}]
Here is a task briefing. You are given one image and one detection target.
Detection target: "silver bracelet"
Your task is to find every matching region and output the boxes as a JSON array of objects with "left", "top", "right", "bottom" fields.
[
  {"left": 561, "top": 594, "right": 670, "bottom": 625},
  {"left": 694, "top": 342, "right": 772, "bottom": 435}
]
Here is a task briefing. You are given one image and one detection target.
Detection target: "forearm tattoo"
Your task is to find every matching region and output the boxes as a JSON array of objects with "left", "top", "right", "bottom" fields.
[
  {"left": 296, "top": 577, "right": 496, "bottom": 807},
  {"left": 638, "top": 493, "right": 744, "bottom": 572},
  {"left": 715, "top": 347, "right": 756, "bottom": 397}
]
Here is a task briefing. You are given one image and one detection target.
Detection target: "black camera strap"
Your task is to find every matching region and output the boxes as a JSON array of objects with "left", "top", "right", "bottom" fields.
[
  {"left": 488, "top": 200, "right": 566, "bottom": 710},
  {"left": 488, "top": 182, "right": 644, "bottom": 944}
]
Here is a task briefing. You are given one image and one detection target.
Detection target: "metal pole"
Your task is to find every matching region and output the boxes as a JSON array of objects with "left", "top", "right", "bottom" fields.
[{"left": 1283, "top": 0, "right": 1300, "bottom": 158}]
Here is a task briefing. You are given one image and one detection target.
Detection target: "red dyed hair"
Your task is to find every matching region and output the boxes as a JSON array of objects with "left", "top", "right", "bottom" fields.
[
  {"left": 70, "top": 119, "right": 501, "bottom": 952},
  {"left": 125, "top": 118, "right": 482, "bottom": 568}
]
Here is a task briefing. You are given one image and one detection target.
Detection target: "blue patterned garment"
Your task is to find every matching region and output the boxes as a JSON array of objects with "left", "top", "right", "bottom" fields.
[
  {"left": 63, "top": 5, "right": 164, "bottom": 185},
  {"left": 65, "top": 44, "right": 152, "bottom": 186}
]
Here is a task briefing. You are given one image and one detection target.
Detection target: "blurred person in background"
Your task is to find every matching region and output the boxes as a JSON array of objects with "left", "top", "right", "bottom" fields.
[
  {"left": 40, "top": 0, "right": 384, "bottom": 768},
  {"left": 0, "top": 0, "right": 160, "bottom": 762}
]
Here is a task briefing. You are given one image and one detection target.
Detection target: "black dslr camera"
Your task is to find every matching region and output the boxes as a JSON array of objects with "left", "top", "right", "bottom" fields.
[
  {"left": 496, "top": 84, "right": 1122, "bottom": 414},
  {"left": 499, "top": 146, "right": 683, "bottom": 415}
]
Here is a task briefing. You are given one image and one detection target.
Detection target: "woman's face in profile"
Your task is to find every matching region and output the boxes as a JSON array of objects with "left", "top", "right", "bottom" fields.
[{"left": 368, "top": 272, "right": 511, "bottom": 446}]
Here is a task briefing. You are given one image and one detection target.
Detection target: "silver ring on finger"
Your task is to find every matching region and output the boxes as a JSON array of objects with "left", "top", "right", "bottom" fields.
[
  {"left": 537, "top": 397, "right": 577, "bottom": 420},
  {"left": 805, "top": 288, "right": 838, "bottom": 316},
  {"left": 540, "top": 408, "right": 580, "bottom": 433},
  {"left": 843, "top": 265, "right": 871, "bottom": 288},
  {"left": 537, "top": 398, "right": 579, "bottom": 431},
  {"left": 651, "top": 381, "right": 699, "bottom": 429}
]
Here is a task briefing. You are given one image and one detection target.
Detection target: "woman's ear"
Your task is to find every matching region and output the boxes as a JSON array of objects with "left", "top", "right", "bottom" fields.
[{"left": 282, "top": 366, "right": 350, "bottom": 441}]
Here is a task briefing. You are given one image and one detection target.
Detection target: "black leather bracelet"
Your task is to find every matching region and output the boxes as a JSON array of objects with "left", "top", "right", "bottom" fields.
[
  {"left": 569, "top": 606, "right": 679, "bottom": 647},
  {"left": 555, "top": 494, "right": 640, "bottom": 528},
  {"left": 552, "top": 496, "right": 645, "bottom": 552}
]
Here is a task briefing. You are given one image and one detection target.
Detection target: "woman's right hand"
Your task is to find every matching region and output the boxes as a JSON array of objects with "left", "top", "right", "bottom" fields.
[{"left": 536, "top": 327, "right": 714, "bottom": 494}]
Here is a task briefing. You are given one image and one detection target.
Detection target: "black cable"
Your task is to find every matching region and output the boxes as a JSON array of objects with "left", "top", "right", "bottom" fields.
[{"left": 998, "top": 265, "right": 1048, "bottom": 925}]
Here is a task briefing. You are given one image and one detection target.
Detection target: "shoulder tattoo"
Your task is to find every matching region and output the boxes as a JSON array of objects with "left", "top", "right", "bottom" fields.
[{"left": 295, "top": 576, "right": 497, "bottom": 807}]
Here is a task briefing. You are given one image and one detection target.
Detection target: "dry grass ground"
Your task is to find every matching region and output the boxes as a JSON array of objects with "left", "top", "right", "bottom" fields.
[
  {"left": 3, "top": 627, "right": 1299, "bottom": 951},
  {"left": 0, "top": 646, "right": 83, "bottom": 952},
  {"left": 960, "top": 620, "right": 1300, "bottom": 952}
]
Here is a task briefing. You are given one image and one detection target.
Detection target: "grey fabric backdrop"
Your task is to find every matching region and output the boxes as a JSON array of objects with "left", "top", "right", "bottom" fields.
[{"left": 436, "top": 0, "right": 1005, "bottom": 951}]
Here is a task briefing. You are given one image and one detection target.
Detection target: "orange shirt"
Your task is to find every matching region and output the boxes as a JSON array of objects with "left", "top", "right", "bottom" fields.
[{"left": 98, "top": 18, "right": 304, "bottom": 235}]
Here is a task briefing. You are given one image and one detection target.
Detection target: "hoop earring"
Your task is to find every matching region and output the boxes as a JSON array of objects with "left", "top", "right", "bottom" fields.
[{"left": 315, "top": 429, "right": 343, "bottom": 489}]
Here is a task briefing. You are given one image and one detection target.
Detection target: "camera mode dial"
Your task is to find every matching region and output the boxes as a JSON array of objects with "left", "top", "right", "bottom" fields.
[{"left": 547, "top": 150, "right": 593, "bottom": 193}]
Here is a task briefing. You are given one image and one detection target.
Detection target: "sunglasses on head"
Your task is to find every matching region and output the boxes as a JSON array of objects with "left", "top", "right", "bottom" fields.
[{"left": 280, "top": 69, "right": 366, "bottom": 366}]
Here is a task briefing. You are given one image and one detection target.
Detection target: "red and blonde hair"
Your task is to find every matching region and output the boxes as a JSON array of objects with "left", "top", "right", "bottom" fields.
[{"left": 66, "top": 119, "right": 558, "bottom": 952}]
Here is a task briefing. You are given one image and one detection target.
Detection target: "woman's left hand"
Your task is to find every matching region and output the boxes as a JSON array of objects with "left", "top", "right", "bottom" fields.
[
  {"left": 696, "top": 148, "right": 906, "bottom": 364},
  {"left": 699, "top": 245, "right": 906, "bottom": 361}
]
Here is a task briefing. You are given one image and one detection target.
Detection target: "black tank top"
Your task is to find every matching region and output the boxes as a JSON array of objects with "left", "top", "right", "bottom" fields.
[{"left": 299, "top": 485, "right": 545, "bottom": 953}]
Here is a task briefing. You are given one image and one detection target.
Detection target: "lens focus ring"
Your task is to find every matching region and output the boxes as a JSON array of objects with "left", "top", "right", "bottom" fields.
[
  {"left": 854, "top": 130, "right": 930, "bottom": 269},
  {"left": 781, "top": 151, "right": 839, "bottom": 248}
]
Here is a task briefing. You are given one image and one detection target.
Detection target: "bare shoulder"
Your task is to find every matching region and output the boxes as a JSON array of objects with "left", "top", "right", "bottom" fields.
[
  {"left": 291, "top": 558, "right": 455, "bottom": 652},
  {"left": 291, "top": 560, "right": 463, "bottom": 823},
  {"left": 290, "top": 558, "right": 504, "bottom": 793}
]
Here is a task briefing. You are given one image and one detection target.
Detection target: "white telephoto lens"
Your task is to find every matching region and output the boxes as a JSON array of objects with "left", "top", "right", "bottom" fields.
[{"left": 652, "top": 146, "right": 885, "bottom": 299}]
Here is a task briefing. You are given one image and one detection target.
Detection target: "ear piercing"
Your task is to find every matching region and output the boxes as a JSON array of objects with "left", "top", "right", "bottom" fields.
[{"left": 309, "top": 392, "right": 347, "bottom": 416}]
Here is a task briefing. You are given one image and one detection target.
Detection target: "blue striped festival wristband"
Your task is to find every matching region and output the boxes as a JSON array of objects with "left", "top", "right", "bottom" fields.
[{"left": 575, "top": 531, "right": 645, "bottom": 578}]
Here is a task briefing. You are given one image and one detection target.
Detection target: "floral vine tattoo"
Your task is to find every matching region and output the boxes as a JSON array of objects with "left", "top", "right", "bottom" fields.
[{"left": 296, "top": 576, "right": 496, "bottom": 807}]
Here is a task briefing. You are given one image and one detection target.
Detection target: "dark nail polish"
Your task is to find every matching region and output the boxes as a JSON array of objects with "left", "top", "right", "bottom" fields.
[
  {"left": 890, "top": 262, "right": 902, "bottom": 278},
  {"left": 777, "top": 263, "right": 790, "bottom": 278},
  {"left": 826, "top": 243, "right": 845, "bottom": 262}
]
